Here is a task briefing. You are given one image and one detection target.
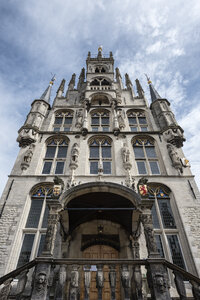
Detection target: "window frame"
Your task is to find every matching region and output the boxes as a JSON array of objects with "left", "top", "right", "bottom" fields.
[
  {"left": 53, "top": 110, "right": 74, "bottom": 132},
  {"left": 132, "top": 137, "right": 160, "bottom": 175},
  {"left": 127, "top": 111, "right": 148, "bottom": 132},
  {"left": 89, "top": 136, "right": 112, "bottom": 175},
  {"left": 42, "top": 137, "right": 69, "bottom": 175},
  {"left": 17, "top": 185, "right": 53, "bottom": 268},
  {"left": 148, "top": 185, "right": 186, "bottom": 270},
  {"left": 91, "top": 110, "right": 110, "bottom": 132}
]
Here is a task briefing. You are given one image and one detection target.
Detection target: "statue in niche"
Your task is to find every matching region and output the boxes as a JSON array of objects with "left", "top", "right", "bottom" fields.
[
  {"left": 75, "top": 109, "right": 83, "bottom": 128},
  {"left": 70, "top": 143, "right": 79, "bottom": 165},
  {"left": 121, "top": 143, "right": 130, "bottom": 163},
  {"left": 24, "top": 145, "right": 34, "bottom": 163},
  {"left": 167, "top": 144, "right": 182, "bottom": 173},
  {"left": 117, "top": 109, "right": 125, "bottom": 129}
]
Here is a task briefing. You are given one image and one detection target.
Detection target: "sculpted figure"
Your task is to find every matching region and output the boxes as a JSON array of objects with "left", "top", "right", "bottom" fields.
[
  {"left": 35, "top": 273, "right": 47, "bottom": 294},
  {"left": 75, "top": 110, "right": 83, "bottom": 128},
  {"left": 153, "top": 273, "right": 168, "bottom": 293},
  {"left": 70, "top": 143, "right": 79, "bottom": 164},
  {"left": 121, "top": 143, "right": 130, "bottom": 163},
  {"left": 117, "top": 109, "right": 125, "bottom": 129},
  {"left": 167, "top": 144, "right": 182, "bottom": 172},
  {"left": 24, "top": 146, "right": 33, "bottom": 163}
]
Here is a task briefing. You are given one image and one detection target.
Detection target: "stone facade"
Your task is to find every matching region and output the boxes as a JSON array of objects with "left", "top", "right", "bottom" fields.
[{"left": 0, "top": 49, "right": 199, "bottom": 299}]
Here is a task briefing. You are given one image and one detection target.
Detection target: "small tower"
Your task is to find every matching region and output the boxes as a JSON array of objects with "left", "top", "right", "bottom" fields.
[
  {"left": 17, "top": 76, "right": 55, "bottom": 147},
  {"left": 147, "top": 75, "right": 185, "bottom": 147}
]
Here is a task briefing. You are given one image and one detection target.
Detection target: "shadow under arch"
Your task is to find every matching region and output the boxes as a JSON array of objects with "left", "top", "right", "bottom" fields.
[{"left": 60, "top": 182, "right": 142, "bottom": 235}]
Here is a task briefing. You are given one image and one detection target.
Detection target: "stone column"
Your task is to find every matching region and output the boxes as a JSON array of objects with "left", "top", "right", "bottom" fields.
[
  {"left": 96, "top": 265, "right": 104, "bottom": 300},
  {"left": 42, "top": 200, "right": 62, "bottom": 256},
  {"left": 141, "top": 208, "right": 171, "bottom": 299},
  {"left": 109, "top": 265, "right": 116, "bottom": 300},
  {"left": 140, "top": 209, "right": 158, "bottom": 258},
  {"left": 31, "top": 264, "right": 51, "bottom": 300}
]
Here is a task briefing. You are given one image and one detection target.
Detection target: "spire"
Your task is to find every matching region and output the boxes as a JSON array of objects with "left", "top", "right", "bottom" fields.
[
  {"left": 125, "top": 73, "right": 135, "bottom": 97},
  {"left": 97, "top": 45, "right": 103, "bottom": 59},
  {"left": 145, "top": 74, "right": 162, "bottom": 102},
  {"left": 40, "top": 75, "right": 56, "bottom": 103},
  {"left": 68, "top": 73, "right": 76, "bottom": 89},
  {"left": 116, "top": 68, "right": 123, "bottom": 90},
  {"left": 56, "top": 79, "right": 65, "bottom": 97},
  {"left": 125, "top": 73, "right": 133, "bottom": 87},
  {"left": 77, "top": 68, "right": 85, "bottom": 91},
  {"left": 135, "top": 79, "right": 144, "bottom": 98}
]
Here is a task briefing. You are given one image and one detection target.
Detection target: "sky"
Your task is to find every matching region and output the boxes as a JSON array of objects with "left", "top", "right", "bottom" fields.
[{"left": 0, "top": 0, "right": 200, "bottom": 195}]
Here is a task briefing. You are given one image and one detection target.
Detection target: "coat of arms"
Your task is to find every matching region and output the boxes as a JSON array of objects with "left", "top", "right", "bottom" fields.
[
  {"left": 137, "top": 177, "right": 148, "bottom": 196},
  {"left": 53, "top": 185, "right": 62, "bottom": 197}
]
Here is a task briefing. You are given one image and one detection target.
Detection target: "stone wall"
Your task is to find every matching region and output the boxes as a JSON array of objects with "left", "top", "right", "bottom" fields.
[
  {"left": 182, "top": 206, "right": 200, "bottom": 276},
  {"left": 0, "top": 205, "right": 21, "bottom": 276}
]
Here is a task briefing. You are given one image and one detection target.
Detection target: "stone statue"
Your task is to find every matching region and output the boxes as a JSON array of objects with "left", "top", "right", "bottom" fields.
[
  {"left": 144, "top": 226, "right": 158, "bottom": 254},
  {"left": 121, "top": 265, "right": 130, "bottom": 299},
  {"left": 96, "top": 265, "right": 104, "bottom": 289},
  {"left": 117, "top": 109, "right": 125, "bottom": 129},
  {"left": 75, "top": 110, "right": 83, "bottom": 128},
  {"left": 164, "top": 127, "right": 185, "bottom": 148},
  {"left": 121, "top": 143, "right": 130, "bottom": 163},
  {"left": 35, "top": 272, "right": 47, "bottom": 294},
  {"left": 24, "top": 145, "right": 33, "bottom": 163},
  {"left": 153, "top": 273, "right": 168, "bottom": 293},
  {"left": 70, "top": 143, "right": 79, "bottom": 164},
  {"left": 167, "top": 144, "right": 182, "bottom": 173}
]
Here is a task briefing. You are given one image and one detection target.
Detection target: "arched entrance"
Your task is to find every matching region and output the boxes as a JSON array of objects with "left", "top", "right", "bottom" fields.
[{"left": 80, "top": 245, "right": 120, "bottom": 300}]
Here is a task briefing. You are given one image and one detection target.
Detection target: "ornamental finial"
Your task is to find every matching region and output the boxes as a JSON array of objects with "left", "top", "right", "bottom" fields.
[
  {"left": 145, "top": 74, "right": 152, "bottom": 85},
  {"left": 49, "top": 74, "right": 56, "bottom": 86},
  {"left": 98, "top": 45, "right": 103, "bottom": 52}
]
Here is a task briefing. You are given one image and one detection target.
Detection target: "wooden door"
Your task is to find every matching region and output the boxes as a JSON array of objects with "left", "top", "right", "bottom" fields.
[{"left": 81, "top": 245, "right": 120, "bottom": 300}]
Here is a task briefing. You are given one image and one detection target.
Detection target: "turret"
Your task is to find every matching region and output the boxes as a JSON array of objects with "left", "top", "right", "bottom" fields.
[
  {"left": 147, "top": 76, "right": 185, "bottom": 147},
  {"left": 17, "top": 76, "right": 55, "bottom": 147}
]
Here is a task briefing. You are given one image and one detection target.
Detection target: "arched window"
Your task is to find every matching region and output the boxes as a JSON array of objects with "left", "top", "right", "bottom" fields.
[
  {"left": 95, "top": 66, "right": 106, "bottom": 73},
  {"left": 89, "top": 137, "right": 112, "bottom": 174},
  {"left": 127, "top": 111, "right": 148, "bottom": 132},
  {"left": 132, "top": 137, "right": 160, "bottom": 175},
  {"left": 91, "top": 110, "right": 110, "bottom": 132},
  {"left": 90, "top": 78, "right": 111, "bottom": 90},
  {"left": 53, "top": 110, "right": 73, "bottom": 132},
  {"left": 148, "top": 185, "right": 186, "bottom": 269},
  {"left": 42, "top": 137, "right": 68, "bottom": 174},
  {"left": 17, "top": 185, "right": 53, "bottom": 267}
]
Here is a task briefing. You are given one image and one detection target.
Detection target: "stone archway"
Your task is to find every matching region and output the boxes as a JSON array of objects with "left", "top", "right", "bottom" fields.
[{"left": 59, "top": 182, "right": 142, "bottom": 242}]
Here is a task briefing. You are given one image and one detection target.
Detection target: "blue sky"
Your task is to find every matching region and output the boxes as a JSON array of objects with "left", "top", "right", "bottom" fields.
[{"left": 0, "top": 0, "right": 200, "bottom": 195}]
